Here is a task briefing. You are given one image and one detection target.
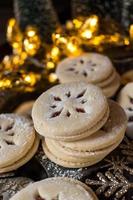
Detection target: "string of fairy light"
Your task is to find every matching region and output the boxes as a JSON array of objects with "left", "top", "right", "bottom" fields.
[{"left": 0, "top": 15, "right": 133, "bottom": 90}]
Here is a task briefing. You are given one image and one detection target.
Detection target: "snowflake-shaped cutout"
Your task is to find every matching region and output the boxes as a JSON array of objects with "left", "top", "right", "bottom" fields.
[
  {"left": 0, "top": 121, "right": 15, "bottom": 149},
  {"left": 49, "top": 89, "right": 87, "bottom": 119}
]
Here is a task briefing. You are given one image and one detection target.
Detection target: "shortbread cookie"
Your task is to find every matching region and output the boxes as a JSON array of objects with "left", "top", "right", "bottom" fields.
[
  {"left": 56, "top": 53, "right": 120, "bottom": 97},
  {"left": 43, "top": 100, "right": 127, "bottom": 168},
  {"left": 10, "top": 177, "right": 98, "bottom": 200},
  {"left": 102, "top": 74, "right": 121, "bottom": 98},
  {"left": 121, "top": 70, "right": 133, "bottom": 85},
  {"left": 56, "top": 53, "right": 113, "bottom": 84},
  {"left": 15, "top": 101, "right": 34, "bottom": 118},
  {"left": 117, "top": 82, "right": 133, "bottom": 138},
  {"left": 32, "top": 82, "right": 109, "bottom": 141},
  {"left": 0, "top": 136, "right": 39, "bottom": 173},
  {"left": 0, "top": 114, "right": 35, "bottom": 168},
  {"left": 43, "top": 140, "right": 120, "bottom": 168}
]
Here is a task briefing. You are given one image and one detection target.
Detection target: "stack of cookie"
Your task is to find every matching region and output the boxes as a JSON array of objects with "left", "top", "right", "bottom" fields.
[
  {"left": 32, "top": 82, "right": 127, "bottom": 168},
  {"left": 56, "top": 53, "right": 120, "bottom": 97},
  {"left": 0, "top": 114, "right": 39, "bottom": 173},
  {"left": 10, "top": 177, "right": 98, "bottom": 200}
]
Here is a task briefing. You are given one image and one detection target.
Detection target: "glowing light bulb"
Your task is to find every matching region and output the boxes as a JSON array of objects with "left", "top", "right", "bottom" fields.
[
  {"left": 124, "top": 37, "right": 130, "bottom": 45},
  {"left": 89, "top": 15, "right": 98, "bottom": 27},
  {"left": 129, "top": 25, "right": 133, "bottom": 41},
  {"left": 48, "top": 73, "right": 57, "bottom": 83},
  {"left": 46, "top": 61, "right": 55, "bottom": 69},
  {"left": 73, "top": 19, "right": 82, "bottom": 29},
  {"left": 27, "top": 30, "right": 36, "bottom": 37},
  {"left": 51, "top": 46, "right": 60, "bottom": 59},
  {"left": 23, "top": 73, "right": 38, "bottom": 86},
  {"left": 67, "top": 42, "right": 78, "bottom": 53},
  {"left": 81, "top": 30, "right": 92, "bottom": 39},
  {"left": 0, "top": 79, "right": 11, "bottom": 88}
]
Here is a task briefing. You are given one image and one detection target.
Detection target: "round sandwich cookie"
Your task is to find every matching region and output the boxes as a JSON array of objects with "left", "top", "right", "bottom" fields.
[
  {"left": 0, "top": 114, "right": 39, "bottom": 173},
  {"left": 15, "top": 100, "right": 34, "bottom": 118},
  {"left": 10, "top": 177, "right": 98, "bottom": 200},
  {"left": 43, "top": 100, "right": 127, "bottom": 168},
  {"left": 56, "top": 53, "right": 120, "bottom": 97},
  {"left": 102, "top": 74, "right": 121, "bottom": 98},
  {"left": 117, "top": 82, "right": 133, "bottom": 139},
  {"left": 32, "top": 82, "right": 109, "bottom": 141}
]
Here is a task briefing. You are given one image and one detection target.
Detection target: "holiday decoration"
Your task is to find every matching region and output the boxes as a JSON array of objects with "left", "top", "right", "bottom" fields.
[
  {"left": 14, "top": 0, "right": 59, "bottom": 43},
  {"left": 71, "top": 0, "right": 133, "bottom": 28},
  {"left": 0, "top": 177, "right": 33, "bottom": 199},
  {"left": 44, "top": 15, "right": 130, "bottom": 75},
  {"left": 120, "top": 137, "right": 133, "bottom": 162},
  {"left": 1, "top": 14, "right": 133, "bottom": 91},
  {"left": 86, "top": 171, "right": 133, "bottom": 199}
]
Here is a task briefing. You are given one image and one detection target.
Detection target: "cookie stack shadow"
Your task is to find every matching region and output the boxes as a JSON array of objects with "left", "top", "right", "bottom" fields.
[{"left": 32, "top": 82, "right": 127, "bottom": 168}]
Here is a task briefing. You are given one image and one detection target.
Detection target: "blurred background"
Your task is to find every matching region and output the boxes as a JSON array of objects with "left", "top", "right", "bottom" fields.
[
  {"left": 0, "top": 0, "right": 71, "bottom": 44},
  {"left": 0, "top": 1, "right": 13, "bottom": 44}
]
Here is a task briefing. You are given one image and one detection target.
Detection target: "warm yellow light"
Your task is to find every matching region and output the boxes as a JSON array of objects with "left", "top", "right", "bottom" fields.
[
  {"left": 27, "top": 30, "right": 36, "bottom": 37},
  {"left": 23, "top": 37, "right": 40, "bottom": 56},
  {"left": 89, "top": 15, "right": 98, "bottom": 27},
  {"left": 58, "top": 37, "right": 67, "bottom": 44},
  {"left": 13, "top": 55, "right": 20, "bottom": 65},
  {"left": 81, "top": 15, "right": 99, "bottom": 36},
  {"left": 81, "top": 30, "right": 92, "bottom": 39},
  {"left": 52, "top": 33, "right": 61, "bottom": 42},
  {"left": 46, "top": 61, "right": 55, "bottom": 69},
  {"left": 3, "top": 56, "right": 10, "bottom": 63},
  {"left": 7, "top": 18, "right": 23, "bottom": 44},
  {"left": 12, "top": 42, "right": 20, "bottom": 49},
  {"left": 91, "top": 35, "right": 105, "bottom": 45},
  {"left": 67, "top": 42, "right": 78, "bottom": 53},
  {"left": 48, "top": 73, "right": 57, "bottom": 83},
  {"left": 29, "top": 43, "right": 35, "bottom": 49},
  {"left": 124, "top": 37, "right": 130, "bottom": 45},
  {"left": 24, "top": 73, "right": 37, "bottom": 86},
  {"left": 0, "top": 79, "right": 11, "bottom": 88},
  {"left": 24, "top": 39, "right": 29, "bottom": 46},
  {"left": 73, "top": 19, "right": 82, "bottom": 29},
  {"left": 21, "top": 52, "right": 27, "bottom": 60},
  {"left": 110, "top": 34, "right": 120, "bottom": 42},
  {"left": 129, "top": 25, "right": 133, "bottom": 39},
  {"left": 24, "top": 75, "right": 31, "bottom": 83},
  {"left": 9, "top": 18, "right": 16, "bottom": 27},
  {"left": 66, "top": 21, "right": 74, "bottom": 30},
  {"left": 2, "top": 55, "right": 12, "bottom": 69},
  {"left": 51, "top": 46, "right": 60, "bottom": 58},
  {"left": 24, "top": 39, "right": 35, "bottom": 50}
]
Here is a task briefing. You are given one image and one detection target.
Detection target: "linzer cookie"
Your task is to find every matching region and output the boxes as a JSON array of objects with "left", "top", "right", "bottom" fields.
[
  {"left": 10, "top": 177, "right": 98, "bottom": 200},
  {"left": 43, "top": 100, "right": 127, "bottom": 168},
  {"left": 117, "top": 82, "right": 133, "bottom": 139},
  {"left": 56, "top": 53, "right": 120, "bottom": 97},
  {"left": 32, "top": 82, "right": 109, "bottom": 141},
  {"left": 0, "top": 114, "right": 39, "bottom": 173}
]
